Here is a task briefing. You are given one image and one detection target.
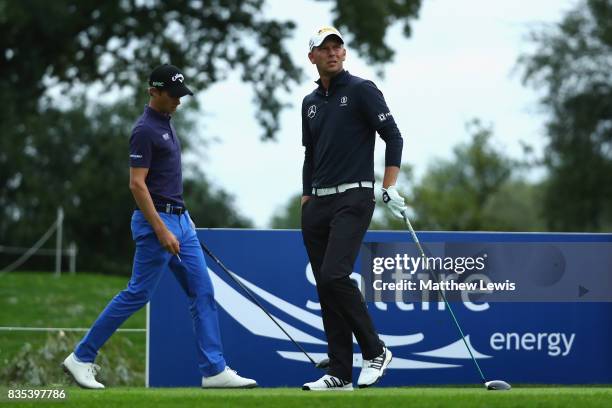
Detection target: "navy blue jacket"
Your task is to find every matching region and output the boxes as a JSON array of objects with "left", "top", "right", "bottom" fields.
[{"left": 302, "top": 70, "right": 403, "bottom": 195}]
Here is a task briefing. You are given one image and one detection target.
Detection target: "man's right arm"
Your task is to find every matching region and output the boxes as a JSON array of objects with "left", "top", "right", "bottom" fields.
[
  {"left": 302, "top": 147, "right": 313, "bottom": 206},
  {"left": 129, "top": 167, "right": 180, "bottom": 255},
  {"left": 301, "top": 99, "right": 314, "bottom": 207}
]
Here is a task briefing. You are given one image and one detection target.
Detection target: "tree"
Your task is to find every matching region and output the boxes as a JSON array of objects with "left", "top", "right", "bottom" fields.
[
  {"left": 270, "top": 193, "right": 302, "bottom": 229},
  {"left": 0, "top": 0, "right": 423, "bottom": 272},
  {"left": 372, "top": 120, "right": 545, "bottom": 232},
  {"left": 413, "top": 121, "right": 514, "bottom": 231},
  {"left": 0, "top": 99, "right": 250, "bottom": 274},
  {"left": 1, "top": 0, "right": 421, "bottom": 138},
  {"left": 1, "top": 0, "right": 299, "bottom": 138},
  {"left": 518, "top": 0, "right": 612, "bottom": 231},
  {"left": 183, "top": 167, "right": 252, "bottom": 229},
  {"left": 326, "top": 0, "right": 422, "bottom": 66}
]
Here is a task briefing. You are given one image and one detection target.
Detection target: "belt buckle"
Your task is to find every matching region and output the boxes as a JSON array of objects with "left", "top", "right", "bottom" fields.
[{"left": 165, "top": 203, "right": 171, "bottom": 214}]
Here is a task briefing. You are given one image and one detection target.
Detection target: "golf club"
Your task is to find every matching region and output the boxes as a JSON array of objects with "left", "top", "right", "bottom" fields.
[
  {"left": 400, "top": 210, "right": 511, "bottom": 391},
  {"left": 199, "top": 241, "right": 329, "bottom": 370}
]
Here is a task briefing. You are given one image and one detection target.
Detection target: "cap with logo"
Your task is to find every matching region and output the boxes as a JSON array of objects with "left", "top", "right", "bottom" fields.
[
  {"left": 309, "top": 26, "right": 344, "bottom": 52},
  {"left": 148, "top": 64, "right": 194, "bottom": 98}
]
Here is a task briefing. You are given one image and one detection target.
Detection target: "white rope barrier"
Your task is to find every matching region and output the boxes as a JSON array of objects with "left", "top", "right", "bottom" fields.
[
  {"left": 0, "top": 218, "right": 59, "bottom": 275},
  {"left": 0, "top": 207, "right": 78, "bottom": 275}
]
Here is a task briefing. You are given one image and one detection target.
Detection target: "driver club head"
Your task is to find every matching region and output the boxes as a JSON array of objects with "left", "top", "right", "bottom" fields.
[
  {"left": 315, "top": 358, "right": 330, "bottom": 369},
  {"left": 485, "top": 380, "right": 512, "bottom": 390}
]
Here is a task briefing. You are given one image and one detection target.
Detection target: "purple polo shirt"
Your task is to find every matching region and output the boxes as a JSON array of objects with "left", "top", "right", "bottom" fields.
[{"left": 129, "top": 106, "right": 184, "bottom": 206}]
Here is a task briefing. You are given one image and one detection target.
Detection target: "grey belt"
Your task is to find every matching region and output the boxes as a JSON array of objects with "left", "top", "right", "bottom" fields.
[{"left": 312, "top": 181, "right": 374, "bottom": 197}]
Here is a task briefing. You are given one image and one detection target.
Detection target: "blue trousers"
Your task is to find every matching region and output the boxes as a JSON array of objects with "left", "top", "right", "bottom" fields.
[{"left": 74, "top": 210, "right": 226, "bottom": 377}]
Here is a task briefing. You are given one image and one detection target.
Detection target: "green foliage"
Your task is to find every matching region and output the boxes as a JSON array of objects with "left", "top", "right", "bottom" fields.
[
  {"left": 480, "top": 179, "right": 546, "bottom": 232},
  {"left": 183, "top": 167, "right": 252, "bottom": 228},
  {"left": 325, "top": 0, "right": 422, "bottom": 66},
  {"left": 0, "top": 99, "right": 250, "bottom": 273},
  {"left": 2, "top": 332, "right": 143, "bottom": 387},
  {"left": 0, "top": 0, "right": 301, "bottom": 139},
  {"left": 413, "top": 120, "right": 513, "bottom": 231},
  {"left": 270, "top": 193, "right": 302, "bottom": 229},
  {"left": 0, "top": 0, "right": 422, "bottom": 139},
  {"left": 1, "top": 101, "right": 134, "bottom": 272},
  {"left": 373, "top": 120, "right": 545, "bottom": 232},
  {"left": 518, "top": 0, "right": 612, "bottom": 231}
]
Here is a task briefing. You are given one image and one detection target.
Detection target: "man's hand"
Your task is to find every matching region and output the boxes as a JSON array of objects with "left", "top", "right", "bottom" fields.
[
  {"left": 381, "top": 185, "right": 408, "bottom": 219},
  {"left": 301, "top": 195, "right": 312, "bottom": 207},
  {"left": 130, "top": 167, "right": 181, "bottom": 254},
  {"left": 155, "top": 227, "right": 180, "bottom": 255}
]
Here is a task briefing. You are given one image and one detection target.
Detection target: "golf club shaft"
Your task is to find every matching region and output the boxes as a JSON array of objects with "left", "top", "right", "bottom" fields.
[
  {"left": 402, "top": 212, "right": 487, "bottom": 383},
  {"left": 199, "top": 241, "right": 318, "bottom": 366}
]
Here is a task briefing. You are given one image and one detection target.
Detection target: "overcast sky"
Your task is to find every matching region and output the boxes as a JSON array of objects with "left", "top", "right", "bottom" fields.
[{"left": 187, "top": 0, "right": 577, "bottom": 227}]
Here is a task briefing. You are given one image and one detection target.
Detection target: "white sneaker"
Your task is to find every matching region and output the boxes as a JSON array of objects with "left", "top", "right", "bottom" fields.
[
  {"left": 62, "top": 353, "right": 105, "bottom": 389},
  {"left": 357, "top": 347, "right": 392, "bottom": 388},
  {"left": 302, "top": 375, "right": 353, "bottom": 391},
  {"left": 201, "top": 366, "right": 258, "bottom": 389}
]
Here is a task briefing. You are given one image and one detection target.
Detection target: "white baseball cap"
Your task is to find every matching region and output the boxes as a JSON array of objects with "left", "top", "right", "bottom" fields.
[{"left": 308, "top": 26, "right": 344, "bottom": 52}]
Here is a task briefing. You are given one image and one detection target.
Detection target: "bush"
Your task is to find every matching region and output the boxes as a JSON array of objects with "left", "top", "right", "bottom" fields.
[{"left": 1, "top": 331, "right": 144, "bottom": 387}]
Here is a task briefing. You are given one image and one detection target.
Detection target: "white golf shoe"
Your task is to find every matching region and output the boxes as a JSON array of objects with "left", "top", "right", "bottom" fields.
[
  {"left": 357, "top": 346, "right": 393, "bottom": 388},
  {"left": 302, "top": 374, "right": 353, "bottom": 391},
  {"left": 201, "top": 366, "right": 258, "bottom": 389},
  {"left": 62, "top": 352, "right": 105, "bottom": 389}
]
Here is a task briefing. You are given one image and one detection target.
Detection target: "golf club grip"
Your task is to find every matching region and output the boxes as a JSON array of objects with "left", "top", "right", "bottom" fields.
[{"left": 199, "top": 241, "right": 317, "bottom": 365}]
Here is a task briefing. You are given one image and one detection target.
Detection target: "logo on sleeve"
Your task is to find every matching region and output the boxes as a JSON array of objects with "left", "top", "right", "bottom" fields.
[
  {"left": 339, "top": 96, "right": 348, "bottom": 106},
  {"left": 378, "top": 112, "right": 392, "bottom": 122},
  {"left": 130, "top": 154, "right": 143, "bottom": 159},
  {"left": 162, "top": 133, "right": 170, "bottom": 141},
  {"left": 307, "top": 105, "right": 317, "bottom": 119}
]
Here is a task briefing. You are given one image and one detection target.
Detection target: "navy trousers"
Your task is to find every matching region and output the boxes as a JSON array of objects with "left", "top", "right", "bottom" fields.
[{"left": 301, "top": 188, "right": 384, "bottom": 381}]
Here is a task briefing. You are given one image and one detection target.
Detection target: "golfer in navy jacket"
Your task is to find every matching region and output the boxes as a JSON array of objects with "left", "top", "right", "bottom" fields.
[
  {"left": 300, "top": 27, "right": 408, "bottom": 391},
  {"left": 62, "top": 64, "right": 257, "bottom": 390}
]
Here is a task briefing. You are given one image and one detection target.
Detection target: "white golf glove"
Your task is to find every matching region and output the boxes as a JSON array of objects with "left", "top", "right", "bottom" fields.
[{"left": 381, "top": 185, "right": 408, "bottom": 219}]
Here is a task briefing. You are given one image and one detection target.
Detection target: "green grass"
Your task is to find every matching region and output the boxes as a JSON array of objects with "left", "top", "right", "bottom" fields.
[
  {"left": 0, "top": 387, "right": 611, "bottom": 407},
  {"left": 0, "top": 272, "right": 146, "bottom": 386}
]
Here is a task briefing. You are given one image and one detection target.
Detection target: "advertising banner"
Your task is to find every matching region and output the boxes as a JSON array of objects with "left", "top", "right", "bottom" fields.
[{"left": 148, "top": 230, "right": 612, "bottom": 387}]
